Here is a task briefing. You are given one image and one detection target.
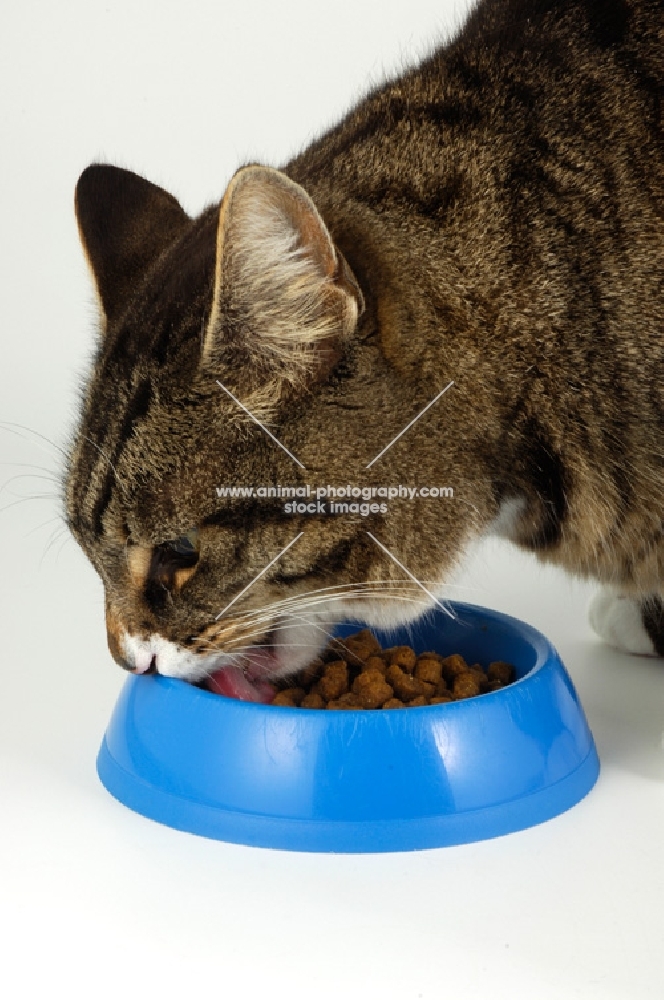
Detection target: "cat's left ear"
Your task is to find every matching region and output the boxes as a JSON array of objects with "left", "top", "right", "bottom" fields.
[{"left": 201, "top": 165, "right": 364, "bottom": 382}]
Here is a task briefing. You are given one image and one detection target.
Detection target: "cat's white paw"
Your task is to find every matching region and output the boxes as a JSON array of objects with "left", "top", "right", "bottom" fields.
[{"left": 588, "top": 587, "right": 657, "bottom": 656}]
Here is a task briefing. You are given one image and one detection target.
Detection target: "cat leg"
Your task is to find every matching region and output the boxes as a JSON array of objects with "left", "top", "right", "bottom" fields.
[{"left": 588, "top": 586, "right": 664, "bottom": 657}]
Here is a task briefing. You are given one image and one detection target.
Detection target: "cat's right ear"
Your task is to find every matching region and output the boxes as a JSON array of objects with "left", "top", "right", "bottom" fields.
[{"left": 74, "top": 164, "right": 190, "bottom": 326}]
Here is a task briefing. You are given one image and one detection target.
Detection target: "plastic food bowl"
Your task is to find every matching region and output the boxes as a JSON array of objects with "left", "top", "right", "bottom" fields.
[{"left": 97, "top": 602, "right": 600, "bottom": 852}]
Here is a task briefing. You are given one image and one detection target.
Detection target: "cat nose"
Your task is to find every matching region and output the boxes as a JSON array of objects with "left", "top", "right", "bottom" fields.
[
  {"left": 133, "top": 653, "right": 158, "bottom": 675},
  {"left": 127, "top": 651, "right": 158, "bottom": 674},
  {"left": 108, "top": 643, "right": 157, "bottom": 674}
]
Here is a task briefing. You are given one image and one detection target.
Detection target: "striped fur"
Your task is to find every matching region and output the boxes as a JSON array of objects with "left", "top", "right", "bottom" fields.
[{"left": 65, "top": 0, "right": 663, "bottom": 678}]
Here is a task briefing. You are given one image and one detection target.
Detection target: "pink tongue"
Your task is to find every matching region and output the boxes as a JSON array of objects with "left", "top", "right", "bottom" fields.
[{"left": 206, "top": 664, "right": 276, "bottom": 704}]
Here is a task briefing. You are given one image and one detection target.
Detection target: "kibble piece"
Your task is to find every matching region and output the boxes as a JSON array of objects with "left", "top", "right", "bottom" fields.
[
  {"left": 466, "top": 665, "right": 490, "bottom": 692},
  {"left": 352, "top": 670, "right": 394, "bottom": 709},
  {"left": 348, "top": 629, "right": 382, "bottom": 654},
  {"left": 300, "top": 691, "right": 326, "bottom": 709},
  {"left": 362, "top": 655, "right": 388, "bottom": 675},
  {"left": 332, "top": 641, "right": 365, "bottom": 668},
  {"left": 382, "top": 698, "right": 406, "bottom": 709},
  {"left": 271, "top": 691, "right": 299, "bottom": 707},
  {"left": 441, "top": 653, "right": 469, "bottom": 681},
  {"left": 434, "top": 678, "right": 449, "bottom": 697},
  {"left": 415, "top": 657, "right": 443, "bottom": 685},
  {"left": 327, "top": 692, "right": 363, "bottom": 710},
  {"left": 408, "top": 695, "right": 428, "bottom": 707},
  {"left": 486, "top": 680, "right": 504, "bottom": 693},
  {"left": 328, "top": 629, "right": 382, "bottom": 667},
  {"left": 386, "top": 664, "right": 424, "bottom": 702},
  {"left": 389, "top": 646, "right": 417, "bottom": 673},
  {"left": 453, "top": 671, "right": 483, "bottom": 699},
  {"left": 315, "top": 660, "right": 348, "bottom": 701},
  {"left": 430, "top": 695, "right": 454, "bottom": 704},
  {"left": 488, "top": 661, "right": 516, "bottom": 685}
]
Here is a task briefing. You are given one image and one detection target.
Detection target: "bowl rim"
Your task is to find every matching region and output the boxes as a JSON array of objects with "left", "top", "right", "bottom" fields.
[{"left": 156, "top": 600, "right": 557, "bottom": 715}]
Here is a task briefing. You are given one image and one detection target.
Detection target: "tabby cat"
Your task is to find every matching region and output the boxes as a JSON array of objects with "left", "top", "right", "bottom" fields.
[{"left": 65, "top": 0, "right": 663, "bottom": 692}]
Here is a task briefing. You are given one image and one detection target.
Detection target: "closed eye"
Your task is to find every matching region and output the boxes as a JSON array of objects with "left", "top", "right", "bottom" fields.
[
  {"left": 126, "top": 529, "right": 201, "bottom": 599},
  {"left": 149, "top": 530, "right": 201, "bottom": 588}
]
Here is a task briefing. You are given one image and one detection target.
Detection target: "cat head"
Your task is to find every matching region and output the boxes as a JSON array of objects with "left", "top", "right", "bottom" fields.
[{"left": 66, "top": 164, "right": 466, "bottom": 687}]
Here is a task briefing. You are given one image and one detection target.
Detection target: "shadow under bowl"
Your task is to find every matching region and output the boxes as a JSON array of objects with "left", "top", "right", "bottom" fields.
[{"left": 97, "top": 601, "right": 600, "bottom": 852}]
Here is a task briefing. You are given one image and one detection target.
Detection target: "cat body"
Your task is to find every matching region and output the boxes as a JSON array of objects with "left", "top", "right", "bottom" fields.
[{"left": 66, "top": 0, "right": 663, "bottom": 683}]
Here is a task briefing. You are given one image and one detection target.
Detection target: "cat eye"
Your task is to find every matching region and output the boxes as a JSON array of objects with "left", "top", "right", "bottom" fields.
[
  {"left": 147, "top": 529, "right": 201, "bottom": 594},
  {"left": 160, "top": 530, "right": 200, "bottom": 563}
]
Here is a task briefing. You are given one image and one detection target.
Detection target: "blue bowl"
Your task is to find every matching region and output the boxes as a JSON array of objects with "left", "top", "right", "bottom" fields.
[{"left": 97, "top": 602, "right": 600, "bottom": 852}]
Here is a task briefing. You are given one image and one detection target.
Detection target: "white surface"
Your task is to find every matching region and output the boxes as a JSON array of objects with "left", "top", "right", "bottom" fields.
[{"left": 1, "top": 2, "right": 663, "bottom": 998}]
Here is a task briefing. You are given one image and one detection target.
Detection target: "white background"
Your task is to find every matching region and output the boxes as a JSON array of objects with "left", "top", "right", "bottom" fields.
[{"left": 1, "top": 2, "right": 663, "bottom": 998}]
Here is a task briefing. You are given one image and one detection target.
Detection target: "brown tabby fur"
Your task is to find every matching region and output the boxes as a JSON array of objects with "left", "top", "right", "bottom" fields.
[{"left": 65, "top": 0, "right": 664, "bottom": 678}]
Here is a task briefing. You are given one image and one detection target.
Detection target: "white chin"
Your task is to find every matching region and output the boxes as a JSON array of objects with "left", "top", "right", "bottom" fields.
[{"left": 122, "top": 630, "right": 235, "bottom": 682}]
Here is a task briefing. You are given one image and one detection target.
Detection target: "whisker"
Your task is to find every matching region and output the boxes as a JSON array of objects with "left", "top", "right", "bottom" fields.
[
  {"left": 190, "top": 592, "right": 429, "bottom": 649},
  {"left": 0, "top": 493, "right": 59, "bottom": 515},
  {"left": 39, "top": 526, "right": 70, "bottom": 569},
  {"left": 0, "top": 473, "right": 63, "bottom": 502},
  {"left": 0, "top": 461, "right": 61, "bottom": 480},
  {"left": 224, "top": 578, "right": 426, "bottom": 619},
  {"left": 189, "top": 588, "right": 428, "bottom": 648},
  {"left": 0, "top": 421, "right": 69, "bottom": 461},
  {"left": 53, "top": 531, "right": 73, "bottom": 566},
  {"left": 25, "top": 514, "right": 65, "bottom": 539},
  {"left": 193, "top": 613, "right": 339, "bottom": 654},
  {"left": 215, "top": 592, "right": 437, "bottom": 637},
  {"left": 193, "top": 597, "right": 432, "bottom": 656},
  {"left": 189, "top": 568, "right": 482, "bottom": 660},
  {"left": 223, "top": 576, "right": 480, "bottom": 624}
]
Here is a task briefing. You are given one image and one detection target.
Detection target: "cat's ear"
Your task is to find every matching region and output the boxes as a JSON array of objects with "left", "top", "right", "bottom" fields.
[
  {"left": 75, "top": 164, "right": 190, "bottom": 325},
  {"left": 201, "top": 165, "right": 364, "bottom": 382}
]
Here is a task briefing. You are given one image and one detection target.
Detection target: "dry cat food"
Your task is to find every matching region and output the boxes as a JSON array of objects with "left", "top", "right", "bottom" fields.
[{"left": 270, "top": 629, "right": 515, "bottom": 710}]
